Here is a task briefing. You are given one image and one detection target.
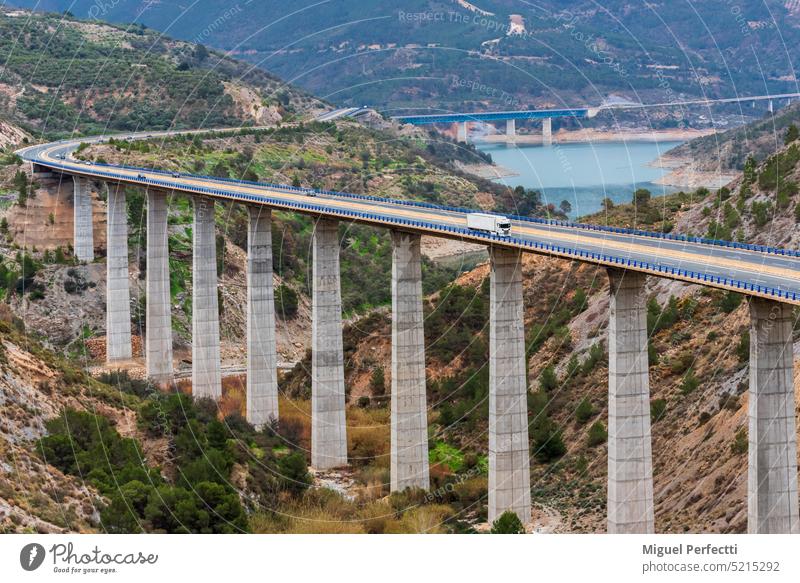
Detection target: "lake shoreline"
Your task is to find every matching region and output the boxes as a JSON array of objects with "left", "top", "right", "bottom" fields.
[
  {"left": 477, "top": 127, "right": 716, "bottom": 145},
  {"left": 472, "top": 137, "right": 685, "bottom": 218}
]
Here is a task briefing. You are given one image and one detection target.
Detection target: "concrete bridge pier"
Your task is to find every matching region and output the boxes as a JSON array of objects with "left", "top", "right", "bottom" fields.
[
  {"left": 192, "top": 196, "right": 222, "bottom": 400},
  {"left": 73, "top": 176, "right": 94, "bottom": 262},
  {"left": 105, "top": 183, "right": 132, "bottom": 362},
  {"left": 542, "top": 118, "right": 552, "bottom": 146},
  {"left": 145, "top": 189, "right": 173, "bottom": 382},
  {"left": 390, "top": 231, "right": 430, "bottom": 492},
  {"left": 506, "top": 119, "right": 516, "bottom": 140},
  {"left": 488, "top": 247, "right": 531, "bottom": 525},
  {"left": 457, "top": 121, "right": 468, "bottom": 143},
  {"left": 607, "top": 269, "right": 654, "bottom": 533},
  {"left": 246, "top": 207, "right": 279, "bottom": 428},
  {"left": 768, "top": 99, "right": 774, "bottom": 113},
  {"left": 747, "top": 299, "right": 799, "bottom": 534},
  {"left": 311, "top": 218, "right": 348, "bottom": 469}
]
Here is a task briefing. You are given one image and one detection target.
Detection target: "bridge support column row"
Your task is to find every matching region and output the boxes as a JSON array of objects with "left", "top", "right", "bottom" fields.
[
  {"left": 311, "top": 218, "right": 348, "bottom": 469},
  {"left": 145, "top": 190, "right": 173, "bottom": 381},
  {"left": 748, "top": 299, "right": 799, "bottom": 533},
  {"left": 73, "top": 177, "right": 94, "bottom": 262},
  {"left": 390, "top": 232, "right": 430, "bottom": 491},
  {"left": 106, "top": 184, "right": 132, "bottom": 362},
  {"left": 488, "top": 247, "right": 531, "bottom": 525},
  {"left": 542, "top": 118, "right": 552, "bottom": 146},
  {"left": 607, "top": 269, "right": 654, "bottom": 534},
  {"left": 192, "top": 196, "right": 222, "bottom": 399},
  {"left": 247, "top": 207, "right": 279, "bottom": 428}
]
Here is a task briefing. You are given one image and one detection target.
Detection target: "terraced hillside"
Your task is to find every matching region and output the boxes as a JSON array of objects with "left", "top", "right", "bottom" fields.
[{"left": 0, "top": 10, "right": 321, "bottom": 138}]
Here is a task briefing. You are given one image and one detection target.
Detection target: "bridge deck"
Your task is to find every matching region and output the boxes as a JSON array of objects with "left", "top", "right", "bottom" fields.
[{"left": 19, "top": 134, "right": 800, "bottom": 306}]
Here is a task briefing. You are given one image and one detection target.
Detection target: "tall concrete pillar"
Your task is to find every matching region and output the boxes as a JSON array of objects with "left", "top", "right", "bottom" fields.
[
  {"left": 457, "top": 121, "right": 468, "bottom": 143},
  {"left": 506, "top": 119, "right": 516, "bottom": 140},
  {"left": 542, "top": 118, "right": 552, "bottom": 146},
  {"left": 747, "top": 299, "right": 799, "bottom": 534},
  {"left": 607, "top": 269, "right": 654, "bottom": 534},
  {"left": 106, "top": 184, "right": 132, "bottom": 362},
  {"left": 246, "top": 207, "right": 279, "bottom": 428},
  {"left": 145, "top": 189, "right": 173, "bottom": 381},
  {"left": 390, "top": 231, "right": 430, "bottom": 492},
  {"left": 192, "top": 196, "right": 222, "bottom": 400},
  {"left": 768, "top": 99, "right": 774, "bottom": 113},
  {"left": 311, "top": 219, "right": 347, "bottom": 469},
  {"left": 488, "top": 247, "right": 531, "bottom": 525},
  {"left": 73, "top": 177, "right": 94, "bottom": 262}
]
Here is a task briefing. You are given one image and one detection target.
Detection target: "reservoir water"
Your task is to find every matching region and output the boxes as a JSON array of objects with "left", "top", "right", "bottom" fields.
[{"left": 476, "top": 140, "right": 683, "bottom": 218}]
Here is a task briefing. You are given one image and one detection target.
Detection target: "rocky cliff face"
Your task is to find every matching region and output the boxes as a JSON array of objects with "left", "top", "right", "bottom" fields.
[
  {"left": 0, "top": 119, "right": 28, "bottom": 149},
  {"left": 0, "top": 309, "right": 116, "bottom": 533}
]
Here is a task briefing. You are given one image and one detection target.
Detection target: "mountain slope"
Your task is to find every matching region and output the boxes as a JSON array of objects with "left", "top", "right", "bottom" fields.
[
  {"left": 666, "top": 102, "right": 800, "bottom": 172},
  {"left": 9, "top": 1, "right": 800, "bottom": 116},
  {"left": 0, "top": 9, "right": 321, "bottom": 138}
]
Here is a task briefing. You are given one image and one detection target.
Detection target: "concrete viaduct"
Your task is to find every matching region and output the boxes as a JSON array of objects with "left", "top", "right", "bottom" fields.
[
  {"left": 18, "top": 130, "right": 800, "bottom": 533},
  {"left": 392, "top": 92, "right": 800, "bottom": 145},
  {"left": 393, "top": 107, "right": 597, "bottom": 145}
]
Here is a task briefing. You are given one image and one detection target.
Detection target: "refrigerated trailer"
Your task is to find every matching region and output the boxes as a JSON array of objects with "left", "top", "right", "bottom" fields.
[{"left": 466, "top": 213, "right": 512, "bottom": 236}]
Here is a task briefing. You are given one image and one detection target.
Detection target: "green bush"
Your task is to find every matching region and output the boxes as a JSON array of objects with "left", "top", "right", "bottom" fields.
[
  {"left": 275, "top": 283, "right": 299, "bottom": 318},
  {"left": 277, "top": 452, "right": 313, "bottom": 494},
  {"left": 539, "top": 365, "right": 558, "bottom": 392},
  {"left": 490, "top": 510, "right": 525, "bottom": 534},
  {"left": 369, "top": 367, "right": 386, "bottom": 397},
  {"left": 731, "top": 428, "right": 748, "bottom": 455},
  {"left": 531, "top": 416, "right": 566, "bottom": 463},
  {"left": 582, "top": 343, "right": 605, "bottom": 374},
  {"left": 715, "top": 291, "right": 743, "bottom": 314},
  {"left": 680, "top": 369, "right": 700, "bottom": 395},
  {"left": 587, "top": 421, "right": 608, "bottom": 447},
  {"left": 736, "top": 330, "right": 750, "bottom": 364},
  {"left": 647, "top": 296, "right": 678, "bottom": 335},
  {"left": 650, "top": 398, "right": 667, "bottom": 423},
  {"left": 575, "top": 397, "right": 594, "bottom": 424}
]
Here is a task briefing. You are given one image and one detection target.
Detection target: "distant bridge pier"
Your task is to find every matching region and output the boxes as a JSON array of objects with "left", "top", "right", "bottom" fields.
[
  {"left": 73, "top": 176, "right": 94, "bottom": 262},
  {"left": 246, "top": 207, "right": 279, "bottom": 428},
  {"left": 768, "top": 99, "right": 774, "bottom": 113},
  {"left": 747, "top": 299, "right": 799, "bottom": 533},
  {"left": 390, "top": 231, "right": 430, "bottom": 492},
  {"left": 145, "top": 189, "right": 174, "bottom": 382},
  {"left": 192, "top": 196, "right": 222, "bottom": 400},
  {"left": 311, "top": 218, "right": 348, "bottom": 469},
  {"left": 457, "top": 121, "right": 468, "bottom": 143},
  {"left": 105, "top": 183, "right": 132, "bottom": 362},
  {"left": 488, "top": 247, "right": 531, "bottom": 525},
  {"left": 506, "top": 119, "right": 516, "bottom": 140},
  {"left": 542, "top": 118, "right": 552, "bottom": 146},
  {"left": 607, "top": 269, "right": 654, "bottom": 534}
]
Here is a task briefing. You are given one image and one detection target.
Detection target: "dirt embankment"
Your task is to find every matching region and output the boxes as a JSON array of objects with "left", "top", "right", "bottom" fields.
[{"left": 7, "top": 173, "right": 107, "bottom": 253}]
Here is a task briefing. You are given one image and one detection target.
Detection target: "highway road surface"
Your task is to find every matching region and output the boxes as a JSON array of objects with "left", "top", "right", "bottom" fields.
[{"left": 18, "top": 130, "right": 800, "bottom": 306}]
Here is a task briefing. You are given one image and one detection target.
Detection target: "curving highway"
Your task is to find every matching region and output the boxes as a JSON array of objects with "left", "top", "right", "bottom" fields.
[{"left": 17, "top": 130, "right": 800, "bottom": 305}]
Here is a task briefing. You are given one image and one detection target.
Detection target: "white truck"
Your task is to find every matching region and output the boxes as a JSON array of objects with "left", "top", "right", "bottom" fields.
[{"left": 467, "top": 212, "right": 512, "bottom": 236}]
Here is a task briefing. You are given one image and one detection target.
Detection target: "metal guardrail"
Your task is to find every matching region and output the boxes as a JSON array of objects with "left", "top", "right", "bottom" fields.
[
  {"left": 77, "top": 159, "right": 800, "bottom": 259},
  {"left": 30, "top": 159, "right": 799, "bottom": 304}
]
